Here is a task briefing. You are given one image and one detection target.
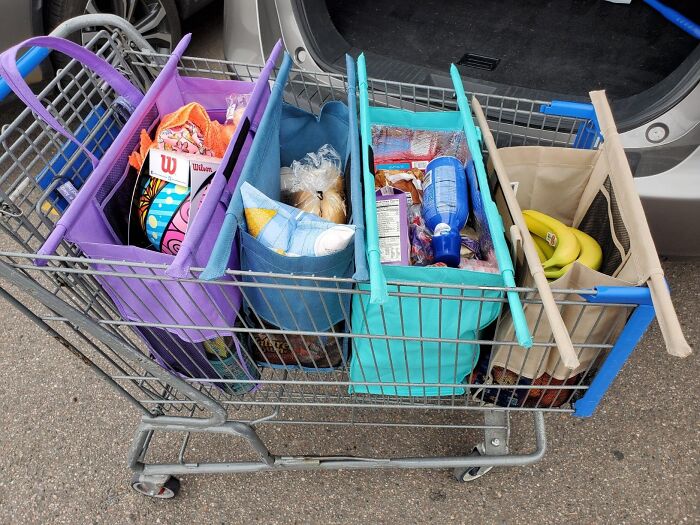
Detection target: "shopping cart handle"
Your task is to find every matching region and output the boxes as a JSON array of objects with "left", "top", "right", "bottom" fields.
[{"left": 0, "top": 46, "right": 50, "bottom": 103}]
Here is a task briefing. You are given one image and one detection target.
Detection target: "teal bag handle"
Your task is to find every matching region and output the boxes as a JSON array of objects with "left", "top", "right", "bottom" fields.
[
  {"left": 450, "top": 65, "right": 532, "bottom": 349},
  {"left": 357, "top": 54, "right": 388, "bottom": 304}
]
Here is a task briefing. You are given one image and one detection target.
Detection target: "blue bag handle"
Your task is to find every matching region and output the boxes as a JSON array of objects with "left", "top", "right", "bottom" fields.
[
  {"left": 201, "top": 53, "right": 294, "bottom": 280},
  {"left": 345, "top": 54, "right": 369, "bottom": 281}
]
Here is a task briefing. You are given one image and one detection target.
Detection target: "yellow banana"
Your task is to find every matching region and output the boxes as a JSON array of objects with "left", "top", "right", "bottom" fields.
[
  {"left": 544, "top": 266, "right": 566, "bottom": 279},
  {"left": 523, "top": 210, "right": 580, "bottom": 269},
  {"left": 570, "top": 228, "right": 603, "bottom": 271},
  {"left": 544, "top": 227, "right": 603, "bottom": 280},
  {"left": 532, "top": 235, "right": 554, "bottom": 262},
  {"left": 532, "top": 238, "right": 546, "bottom": 263}
]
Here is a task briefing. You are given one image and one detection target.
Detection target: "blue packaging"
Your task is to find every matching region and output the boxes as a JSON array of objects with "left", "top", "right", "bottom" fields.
[{"left": 421, "top": 156, "right": 470, "bottom": 267}]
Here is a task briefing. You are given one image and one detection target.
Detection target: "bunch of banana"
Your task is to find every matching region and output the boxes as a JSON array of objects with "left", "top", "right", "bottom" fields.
[{"left": 523, "top": 209, "right": 603, "bottom": 280}]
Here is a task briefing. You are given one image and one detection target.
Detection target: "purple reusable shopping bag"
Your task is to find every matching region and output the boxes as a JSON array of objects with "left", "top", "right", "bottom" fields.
[{"left": 0, "top": 34, "right": 283, "bottom": 385}]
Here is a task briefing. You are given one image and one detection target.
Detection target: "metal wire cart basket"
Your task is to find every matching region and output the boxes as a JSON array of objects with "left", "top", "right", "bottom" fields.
[{"left": 0, "top": 15, "right": 689, "bottom": 498}]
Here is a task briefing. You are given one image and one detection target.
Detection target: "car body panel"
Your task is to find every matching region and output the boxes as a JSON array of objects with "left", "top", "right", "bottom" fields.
[{"left": 636, "top": 146, "right": 700, "bottom": 256}]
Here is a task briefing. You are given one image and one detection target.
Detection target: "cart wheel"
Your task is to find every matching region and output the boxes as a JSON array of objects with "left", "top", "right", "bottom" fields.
[
  {"left": 131, "top": 474, "right": 180, "bottom": 499},
  {"left": 454, "top": 444, "right": 494, "bottom": 482}
]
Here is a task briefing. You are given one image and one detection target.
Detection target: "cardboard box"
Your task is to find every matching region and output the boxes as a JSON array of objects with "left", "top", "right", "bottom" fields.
[
  {"left": 375, "top": 189, "right": 410, "bottom": 265},
  {"left": 144, "top": 148, "right": 222, "bottom": 226}
]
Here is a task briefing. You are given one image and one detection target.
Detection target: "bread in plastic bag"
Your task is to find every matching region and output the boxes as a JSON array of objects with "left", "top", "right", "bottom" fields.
[{"left": 280, "top": 144, "right": 347, "bottom": 224}]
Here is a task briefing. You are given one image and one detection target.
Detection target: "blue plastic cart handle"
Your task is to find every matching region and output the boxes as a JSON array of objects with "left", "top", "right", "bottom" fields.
[
  {"left": 539, "top": 100, "right": 596, "bottom": 121},
  {"left": 0, "top": 46, "right": 50, "bottom": 102},
  {"left": 540, "top": 100, "right": 601, "bottom": 150}
]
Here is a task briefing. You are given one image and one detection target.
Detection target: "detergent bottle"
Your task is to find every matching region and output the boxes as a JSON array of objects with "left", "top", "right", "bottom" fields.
[{"left": 421, "top": 156, "right": 470, "bottom": 267}]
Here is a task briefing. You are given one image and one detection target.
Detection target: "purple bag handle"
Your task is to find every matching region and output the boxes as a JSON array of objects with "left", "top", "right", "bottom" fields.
[
  {"left": 37, "top": 34, "right": 192, "bottom": 259},
  {"left": 0, "top": 36, "right": 144, "bottom": 168},
  {"left": 165, "top": 39, "right": 285, "bottom": 278}
]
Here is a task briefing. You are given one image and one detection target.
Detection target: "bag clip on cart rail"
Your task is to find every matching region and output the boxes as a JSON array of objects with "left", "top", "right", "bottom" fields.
[{"left": 0, "top": 16, "right": 689, "bottom": 498}]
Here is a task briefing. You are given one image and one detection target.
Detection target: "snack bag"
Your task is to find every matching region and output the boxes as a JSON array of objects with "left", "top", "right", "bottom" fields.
[
  {"left": 371, "top": 126, "right": 469, "bottom": 167},
  {"left": 375, "top": 168, "right": 424, "bottom": 205},
  {"left": 225, "top": 93, "right": 251, "bottom": 128}
]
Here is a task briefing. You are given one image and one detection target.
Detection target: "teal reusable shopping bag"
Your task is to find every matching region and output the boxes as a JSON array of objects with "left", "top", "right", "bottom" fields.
[{"left": 348, "top": 55, "right": 531, "bottom": 396}]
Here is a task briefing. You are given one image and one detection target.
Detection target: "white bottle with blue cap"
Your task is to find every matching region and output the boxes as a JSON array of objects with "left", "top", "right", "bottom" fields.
[{"left": 421, "top": 156, "right": 470, "bottom": 267}]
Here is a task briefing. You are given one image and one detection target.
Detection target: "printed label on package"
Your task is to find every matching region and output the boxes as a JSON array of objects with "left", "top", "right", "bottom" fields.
[
  {"left": 149, "top": 149, "right": 190, "bottom": 186},
  {"left": 376, "top": 198, "right": 403, "bottom": 263}
]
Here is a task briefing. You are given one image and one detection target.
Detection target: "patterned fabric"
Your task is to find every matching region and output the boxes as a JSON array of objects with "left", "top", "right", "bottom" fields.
[
  {"left": 138, "top": 177, "right": 190, "bottom": 255},
  {"left": 128, "top": 102, "right": 236, "bottom": 171}
]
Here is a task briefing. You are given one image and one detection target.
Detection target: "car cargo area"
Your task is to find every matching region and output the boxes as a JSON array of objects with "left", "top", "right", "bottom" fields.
[{"left": 326, "top": 0, "right": 699, "bottom": 101}]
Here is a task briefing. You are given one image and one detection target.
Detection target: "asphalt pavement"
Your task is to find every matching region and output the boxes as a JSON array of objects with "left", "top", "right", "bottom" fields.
[{"left": 0, "top": 4, "right": 698, "bottom": 524}]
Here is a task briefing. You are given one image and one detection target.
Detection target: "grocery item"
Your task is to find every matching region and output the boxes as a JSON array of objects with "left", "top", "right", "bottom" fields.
[
  {"left": 246, "top": 316, "right": 343, "bottom": 368},
  {"left": 280, "top": 144, "right": 347, "bottom": 224},
  {"left": 136, "top": 149, "right": 221, "bottom": 254},
  {"left": 523, "top": 209, "right": 579, "bottom": 269},
  {"left": 523, "top": 209, "right": 603, "bottom": 280},
  {"left": 459, "top": 227, "right": 481, "bottom": 259},
  {"left": 532, "top": 234, "right": 555, "bottom": 262},
  {"left": 202, "top": 336, "right": 258, "bottom": 395},
  {"left": 409, "top": 212, "right": 434, "bottom": 266},
  {"left": 474, "top": 363, "right": 582, "bottom": 409},
  {"left": 371, "top": 125, "right": 469, "bottom": 168},
  {"left": 225, "top": 93, "right": 250, "bottom": 128},
  {"left": 544, "top": 228, "right": 603, "bottom": 280},
  {"left": 374, "top": 168, "right": 424, "bottom": 204},
  {"left": 241, "top": 182, "right": 355, "bottom": 257},
  {"left": 128, "top": 102, "right": 235, "bottom": 171},
  {"left": 421, "top": 156, "right": 470, "bottom": 267},
  {"left": 375, "top": 189, "right": 410, "bottom": 265},
  {"left": 138, "top": 177, "right": 190, "bottom": 255}
]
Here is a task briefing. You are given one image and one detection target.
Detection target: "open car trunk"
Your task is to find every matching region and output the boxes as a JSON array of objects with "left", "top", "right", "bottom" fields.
[{"left": 295, "top": 0, "right": 699, "bottom": 130}]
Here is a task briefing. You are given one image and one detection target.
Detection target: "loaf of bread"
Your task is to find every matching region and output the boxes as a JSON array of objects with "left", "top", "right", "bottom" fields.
[{"left": 285, "top": 175, "right": 347, "bottom": 224}]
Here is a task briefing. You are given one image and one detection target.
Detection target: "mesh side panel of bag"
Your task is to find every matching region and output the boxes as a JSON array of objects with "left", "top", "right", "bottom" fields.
[
  {"left": 96, "top": 106, "right": 159, "bottom": 204},
  {"left": 606, "top": 177, "right": 631, "bottom": 254},
  {"left": 577, "top": 176, "right": 630, "bottom": 277}
]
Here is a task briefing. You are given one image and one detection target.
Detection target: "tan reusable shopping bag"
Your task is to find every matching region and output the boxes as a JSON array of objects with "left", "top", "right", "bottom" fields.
[{"left": 473, "top": 91, "right": 691, "bottom": 382}]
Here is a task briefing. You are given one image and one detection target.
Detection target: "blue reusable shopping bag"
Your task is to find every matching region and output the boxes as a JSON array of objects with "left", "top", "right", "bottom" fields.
[{"left": 202, "top": 53, "right": 366, "bottom": 366}]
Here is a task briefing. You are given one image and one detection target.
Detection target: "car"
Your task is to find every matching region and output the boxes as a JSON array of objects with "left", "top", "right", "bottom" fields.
[
  {"left": 223, "top": 0, "right": 700, "bottom": 257},
  {"left": 0, "top": 0, "right": 217, "bottom": 54}
]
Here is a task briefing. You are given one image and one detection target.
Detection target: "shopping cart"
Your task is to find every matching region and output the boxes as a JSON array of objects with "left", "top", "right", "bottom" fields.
[{"left": 0, "top": 15, "right": 686, "bottom": 499}]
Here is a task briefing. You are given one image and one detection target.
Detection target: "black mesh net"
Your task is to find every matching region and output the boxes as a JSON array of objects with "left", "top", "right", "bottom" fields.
[{"left": 577, "top": 176, "right": 630, "bottom": 276}]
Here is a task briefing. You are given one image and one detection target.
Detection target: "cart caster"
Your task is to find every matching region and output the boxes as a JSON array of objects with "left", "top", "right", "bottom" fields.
[
  {"left": 454, "top": 444, "right": 494, "bottom": 482},
  {"left": 131, "top": 473, "right": 180, "bottom": 499}
]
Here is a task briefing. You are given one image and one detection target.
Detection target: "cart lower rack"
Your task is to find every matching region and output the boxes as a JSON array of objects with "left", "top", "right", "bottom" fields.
[
  {"left": 0, "top": 250, "right": 647, "bottom": 493},
  {"left": 0, "top": 15, "right": 670, "bottom": 498}
]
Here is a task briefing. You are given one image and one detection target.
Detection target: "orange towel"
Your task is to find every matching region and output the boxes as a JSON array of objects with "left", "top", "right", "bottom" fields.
[{"left": 128, "top": 102, "right": 236, "bottom": 170}]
